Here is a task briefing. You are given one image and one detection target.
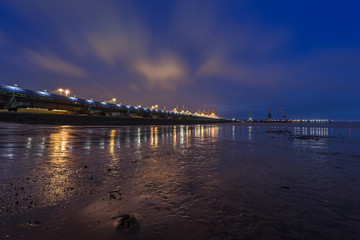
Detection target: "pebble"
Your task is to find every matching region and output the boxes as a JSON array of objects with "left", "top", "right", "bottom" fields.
[
  {"left": 113, "top": 215, "right": 138, "bottom": 233},
  {"left": 109, "top": 190, "right": 122, "bottom": 200}
]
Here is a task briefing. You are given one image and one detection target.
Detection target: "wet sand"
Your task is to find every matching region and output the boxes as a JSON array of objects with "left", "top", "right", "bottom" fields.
[{"left": 0, "top": 122, "right": 360, "bottom": 239}]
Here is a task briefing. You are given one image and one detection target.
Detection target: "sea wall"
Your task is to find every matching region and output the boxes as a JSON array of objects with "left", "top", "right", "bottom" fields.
[{"left": 0, "top": 112, "right": 231, "bottom": 126}]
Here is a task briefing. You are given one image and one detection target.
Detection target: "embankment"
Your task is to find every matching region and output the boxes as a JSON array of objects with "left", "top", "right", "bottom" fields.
[{"left": 0, "top": 112, "right": 231, "bottom": 126}]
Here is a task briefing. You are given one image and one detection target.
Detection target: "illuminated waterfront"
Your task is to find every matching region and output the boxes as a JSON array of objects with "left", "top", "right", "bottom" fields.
[{"left": 1, "top": 122, "right": 360, "bottom": 239}]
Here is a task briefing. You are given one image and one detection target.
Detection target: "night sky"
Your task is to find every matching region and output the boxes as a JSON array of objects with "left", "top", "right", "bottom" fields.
[{"left": 0, "top": 0, "right": 359, "bottom": 121}]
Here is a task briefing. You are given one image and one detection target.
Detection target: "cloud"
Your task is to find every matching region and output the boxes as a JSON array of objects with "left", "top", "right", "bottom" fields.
[
  {"left": 0, "top": 1, "right": 293, "bottom": 93},
  {"left": 84, "top": 31, "right": 128, "bottom": 65},
  {"left": 25, "top": 50, "right": 87, "bottom": 77},
  {"left": 172, "top": 1, "right": 291, "bottom": 88},
  {"left": 128, "top": 82, "right": 139, "bottom": 91},
  {"left": 197, "top": 54, "right": 288, "bottom": 87},
  {"left": 83, "top": 26, "right": 147, "bottom": 65},
  {"left": 197, "top": 55, "right": 239, "bottom": 79},
  {"left": 133, "top": 53, "right": 188, "bottom": 91}
]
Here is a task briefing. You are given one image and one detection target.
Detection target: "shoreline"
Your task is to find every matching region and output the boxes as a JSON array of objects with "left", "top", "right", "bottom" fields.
[{"left": 0, "top": 111, "right": 231, "bottom": 126}]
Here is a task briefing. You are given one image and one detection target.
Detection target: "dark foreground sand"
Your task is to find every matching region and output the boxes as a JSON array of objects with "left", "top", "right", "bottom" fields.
[{"left": 0, "top": 122, "right": 360, "bottom": 239}]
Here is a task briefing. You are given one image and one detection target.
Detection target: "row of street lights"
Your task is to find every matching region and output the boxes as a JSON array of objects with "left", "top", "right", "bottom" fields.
[
  {"left": 59, "top": 88, "right": 117, "bottom": 104},
  {"left": 14, "top": 84, "right": 117, "bottom": 105},
  {"left": 56, "top": 87, "right": 209, "bottom": 115},
  {"left": 58, "top": 88, "right": 70, "bottom": 96},
  {"left": 12, "top": 84, "right": 217, "bottom": 118}
]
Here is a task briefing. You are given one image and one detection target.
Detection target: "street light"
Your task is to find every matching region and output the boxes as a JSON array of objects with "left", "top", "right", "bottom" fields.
[
  {"left": 112, "top": 98, "right": 116, "bottom": 104},
  {"left": 58, "top": 88, "right": 64, "bottom": 95},
  {"left": 65, "top": 89, "right": 70, "bottom": 96}
]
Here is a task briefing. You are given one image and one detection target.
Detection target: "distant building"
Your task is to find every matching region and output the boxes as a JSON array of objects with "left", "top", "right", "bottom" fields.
[
  {"left": 267, "top": 108, "right": 272, "bottom": 121},
  {"left": 248, "top": 108, "right": 253, "bottom": 121},
  {"left": 280, "top": 107, "right": 287, "bottom": 121}
]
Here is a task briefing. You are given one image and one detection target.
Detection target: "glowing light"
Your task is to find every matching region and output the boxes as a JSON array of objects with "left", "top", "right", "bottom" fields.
[
  {"left": 37, "top": 91, "right": 50, "bottom": 96},
  {"left": 5, "top": 85, "right": 22, "bottom": 91},
  {"left": 58, "top": 88, "right": 64, "bottom": 95},
  {"left": 65, "top": 89, "right": 70, "bottom": 96}
]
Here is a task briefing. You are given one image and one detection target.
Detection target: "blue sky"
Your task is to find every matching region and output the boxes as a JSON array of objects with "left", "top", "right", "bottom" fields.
[{"left": 0, "top": 0, "right": 359, "bottom": 120}]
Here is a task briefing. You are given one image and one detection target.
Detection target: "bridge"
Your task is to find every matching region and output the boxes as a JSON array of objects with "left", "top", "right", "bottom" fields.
[{"left": 0, "top": 84, "right": 224, "bottom": 122}]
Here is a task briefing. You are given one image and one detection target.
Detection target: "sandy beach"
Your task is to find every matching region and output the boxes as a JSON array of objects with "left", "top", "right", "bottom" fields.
[{"left": 1, "top": 122, "right": 359, "bottom": 239}]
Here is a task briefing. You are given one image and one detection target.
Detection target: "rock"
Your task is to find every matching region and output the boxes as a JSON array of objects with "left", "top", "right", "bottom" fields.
[
  {"left": 28, "top": 220, "right": 40, "bottom": 226},
  {"left": 109, "top": 190, "right": 122, "bottom": 200},
  {"left": 113, "top": 215, "right": 138, "bottom": 233}
]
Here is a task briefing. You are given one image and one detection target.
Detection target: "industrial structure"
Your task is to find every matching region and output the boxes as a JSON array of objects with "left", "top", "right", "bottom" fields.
[
  {"left": 0, "top": 84, "right": 225, "bottom": 123},
  {"left": 243, "top": 106, "right": 331, "bottom": 123},
  {"left": 266, "top": 108, "right": 272, "bottom": 121},
  {"left": 280, "top": 107, "right": 287, "bottom": 121},
  {"left": 248, "top": 108, "right": 253, "bottom": 122}
]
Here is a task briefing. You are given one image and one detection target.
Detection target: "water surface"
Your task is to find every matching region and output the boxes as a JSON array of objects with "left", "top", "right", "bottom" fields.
[{"left": 1, "top": 122, "right": 360, "bottom": 239}]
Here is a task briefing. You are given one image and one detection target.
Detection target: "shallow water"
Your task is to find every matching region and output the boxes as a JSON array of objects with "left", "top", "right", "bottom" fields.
[{"left": 0, "top": 122, "right": 360, "bottom": 239}]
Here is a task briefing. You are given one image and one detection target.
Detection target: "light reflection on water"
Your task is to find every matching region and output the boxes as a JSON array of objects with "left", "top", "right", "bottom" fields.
[
  {"left": 39, "top": 127, "right": 76, "bottom": 205},
  {"left": 293, "top": 127, "right": 329, "bottom": 136},
  {"left": 1, "top": 123, "right": 360, "bottom": 239},
  {"left": 248, "top": 126, "right": 252, "bottom": 142},
  {"left": 48, "top": 127, "right": 72, "bottom": 161},
  {"left": 0, "top": 123, "right": 358, "bottom": 175}
]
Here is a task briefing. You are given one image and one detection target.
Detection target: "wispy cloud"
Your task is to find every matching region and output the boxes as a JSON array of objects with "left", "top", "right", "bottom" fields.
[
  {"left": 84, "top": 27, "right": 148, "bottom": 66},
  {"left": 25, "top": 50, "right": 87, "bottom": 77},
  {"left": 134, "top": 53, "right": 187, "bottom": 91},
  {"left": 197, "top": 53, "right": 288, "bottom": 87}
]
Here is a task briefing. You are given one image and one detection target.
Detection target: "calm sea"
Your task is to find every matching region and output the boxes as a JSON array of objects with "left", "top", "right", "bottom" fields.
[{"left": 1, "top": 122, "right": 360, "bottom": 239}]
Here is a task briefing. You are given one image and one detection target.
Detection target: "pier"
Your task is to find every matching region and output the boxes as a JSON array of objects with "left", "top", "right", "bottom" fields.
[{"left": 0, "top": 85, "right": 230, "bottom": 125}]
